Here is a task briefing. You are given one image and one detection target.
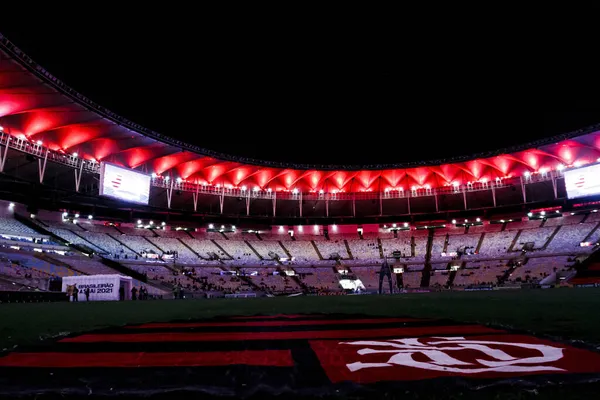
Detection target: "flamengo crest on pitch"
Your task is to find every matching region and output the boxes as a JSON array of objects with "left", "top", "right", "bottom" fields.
[{"left": 341, "top": 336, "right": 565, "bottom": 373}]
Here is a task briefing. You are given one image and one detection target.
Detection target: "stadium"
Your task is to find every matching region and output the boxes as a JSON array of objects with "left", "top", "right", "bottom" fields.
[{"left": 1, "top": 31, "right": 600, "bottom": 399}]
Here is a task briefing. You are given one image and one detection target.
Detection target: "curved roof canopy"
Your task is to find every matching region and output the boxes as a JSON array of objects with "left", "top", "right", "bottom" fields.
[{"left": 1, "top": 35, "right": 600, "bottom": 193}]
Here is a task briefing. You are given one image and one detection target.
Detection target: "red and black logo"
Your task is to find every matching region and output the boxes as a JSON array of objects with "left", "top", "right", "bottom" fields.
[{"left": 1, "top": 314, "right": 600, "bottom": 397}]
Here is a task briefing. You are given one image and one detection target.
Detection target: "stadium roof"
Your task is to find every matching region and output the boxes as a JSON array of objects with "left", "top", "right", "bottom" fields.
[{"left": 1, "top": 34, "right": 600, "bottom": 193}]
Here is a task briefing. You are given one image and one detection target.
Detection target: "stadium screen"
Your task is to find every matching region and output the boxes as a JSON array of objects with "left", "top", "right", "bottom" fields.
[
  {"left": 99, "top": 163, "right": 151, "bottom": 205},
  {"left": 564, "top": 163, "right": 600, "bottom": 199}
]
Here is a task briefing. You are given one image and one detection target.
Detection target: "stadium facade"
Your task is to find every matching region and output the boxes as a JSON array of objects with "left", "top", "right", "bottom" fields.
[{"left": 1, "top": 33, "right": 600, "bottom": 224}]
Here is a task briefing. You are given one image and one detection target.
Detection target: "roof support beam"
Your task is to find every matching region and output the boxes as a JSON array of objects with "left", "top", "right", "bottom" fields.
[
  {"left": 219, "top": 185, "right": 225, "bottom": 214},
  {"left": 299, "top": 191, "right": 302, "bottom": 217},
  {"left": 192, "top": 183, "right": 200, "bottom": 212},
  {"left": 246, "top": 189, "right": 251, "bottom": 216},
  {"left": 166, "top": 179, "right": 174, "bottom": 209},
  {"left": 272, "top": 191, "right": 276, "bottom": 217},
  {"left": 551, "top": 171, "right": 558, "bottom": 199},
  {"left": 463, "top": 187, "right": 467, "bottom": 210},
  {"left": 74, "top": 160, "right": 84, "bottom": 192},
  {"left": 491, "top": 185, "right": 497, "bottom": 207},
  {"left": 520, "top": 176, "right": 527, "bottom": 203},
  {"left": 38, "top": 149, "right": 49, "bottom": 183},
  {"left": 0, "top": 133, "right": 9, "bottom": 172}
]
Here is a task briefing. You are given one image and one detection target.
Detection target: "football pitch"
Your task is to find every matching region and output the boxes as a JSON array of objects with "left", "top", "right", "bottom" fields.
[{"left": 1, "top": 288, "right": 600, "bottom": 399}]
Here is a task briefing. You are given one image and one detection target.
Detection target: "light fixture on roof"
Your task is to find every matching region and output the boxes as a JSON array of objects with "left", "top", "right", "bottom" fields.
[
  {"left": 221, "top": 225, "right": 225, "bottom": 229},
  {"left": 404, "top": 222, "right": 409, "bottom": 227},
  {"left": 63, "top": 212, "right": 68, "bottom": 217},
  {"left": 392, "top": 223, "right": 396, "bottom": 228},
  {"left": 453, "top": 182, "right": 459, "bottom": 187},
  {"left": 74, "top": 214, "right": 79, "bottom": 218},
  {"left": 384, "top": 188, "right": 390, "bottom": 192},
  {"left": 464, "top": 219, "right": 468, "bottom": 223},
  {"left": 241, "top": 185, "right": 246, "bottom": 191},
  {"left": 500, "top": 219, "right": 505, "bottom": 223},
  {"left": 209, "top": 223, "right": 214, "bottom": 229},
  {"left": 556, "top": 210, "right": 560, "bottom": 214},
  {"left": 8, "top": 202, "right": 14, "bottom": 209},
  {"left": 149, "top": 221, "right": 154, "bottom": 225},
  {"left": 0, "top": 125, "right": 3, "bottom": 131},
  {"left": 476, "top": 218, "right": 481, "bottom": 222},
  {"left": 298, "top": 225, "right": 303, "bottom": 232},
  {"left": 253, "top": 186, "right": 259, "bottom": 191},
  {"left": 527, "top": 212, "right": 533, "bottom": 217},
  {"left": 524, "top": 171, "right": 530, "bottom": 177},
  {"left": 292, "top": 188, "right": 299, "bottom": 194},
  {"left": 176, "top": 177, "right": 182, "bottom": 183},
  {"left": 451, "top": 219, "right": 456, "bottom": 224},
  {"left": 137, "top": 219, "right": 142, "bottom": 224},
  {"left": 557, "top": 164, "right": 564, "bottom": 171},
  {"left": 88, "top": 215, "right": 93, "bottom": 220},
  {"left": 424, "top": 184, "right": 430, "bottom": 189},
  {"left": 36, "top": 140, "right": 43, "bottom": 145},
  {"left": 165, "top": 176, "right": 170, "bottom": 181},
  {"left": 232, "top": 225, "right": 236, "bottom": 229},
  {"left": 72, "top": 152, "right": 78, "bottom": 158},
  {"left": 314, "top": 224, "right": 319, "bottom": 231},
  {"left": 411, "top": 186, "right": 416, "bottom": 191},
  {"left": 161, "top": 221, "right": 166, "bottom": 226},
  {"left": 540, "top": 211, "right": 546, "bottom": 216},
  {"left": 319, "top": 189, "right": 324, "bottom": 194},
  {"left": 267, "top": 188, "right": 272, "bottom": 192},
  {"left": 151, "top": 173, "right": 157, "bottom": 178},
  {"left": 72, "top": 219, "right": 77, "bottom": 224},
  {"left": 574, "top": 161, "right": 582, "bottom": 167}
]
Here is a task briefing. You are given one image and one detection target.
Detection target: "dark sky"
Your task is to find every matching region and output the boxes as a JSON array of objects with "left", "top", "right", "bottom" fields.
[{"left": 2, "top": 15, "right": 599, "bottom": 166}]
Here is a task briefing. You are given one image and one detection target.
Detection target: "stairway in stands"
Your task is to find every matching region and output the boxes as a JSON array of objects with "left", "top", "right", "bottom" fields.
[
  {"left": 245, "top": 240, "right": 264, "bottom": 260},
  {"left": 278, "top": 241, "right": 293, "bottom": 259},
  {"left": 211, "top": 239, "right": 234, "bottom": 260},
  {"left": 475, "top": 233, "right": 486, "bottom": 254},
  {"left": 311, "top": 240, "right": 324, "bottom": 260},
  {"left": 344, "top": 239, "right": 354, "bottom": 260},
  {"left": 109, "top": 233, "right": 141, "bottom": 256},
  {"left": 540, "top": 226, "right": 562, "bottom": 250},
  {"left": 420, "top": 229, "right": 435, "bottom": 287},
  {"left": 507, "top": 230, "right": 522, "bottom": 252},
  {"left": 583, "top": 221, "right": 600, "bottom": 243},
  {"left": 177, "top": 238, "right": 204, "bottom": 259}
]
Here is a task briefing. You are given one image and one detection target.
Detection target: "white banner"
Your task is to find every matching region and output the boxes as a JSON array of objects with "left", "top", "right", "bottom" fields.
[{"left": 62, "top": 275, "right": 132, "bottom": 301}]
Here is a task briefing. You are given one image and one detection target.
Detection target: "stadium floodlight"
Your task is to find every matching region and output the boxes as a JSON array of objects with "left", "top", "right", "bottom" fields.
[
  {"left": 221, "top": 225, "right": 225, "bottom": 229},
  {"left": 527, "top": 212, "right": 533, "bottom": 217},
  {"left": 161, "top": 221, "right": 166, "bottom": 226},
  {"left": 453, "top": 182, "right": 459, "bottom": 187},
  {"left": 165, "top": 176, "right": 170, "bottom": 181},
  {"left": 524, "top": 171, "right": 530, "bottom": 177},
  {"left": 0, "top": 125, "right": 3, "bottom": 131},
  {"left": 72, "top": 219, "right": 77, "bottom": 224},
  {"left": 253, "top": 186, "right": 259, "bottom": 192},
  {"left": 176, "top": 177, "right": 182, "bottom": 183},
  {"left": 36, "top": 140, "right": 43, "bottom": 145},
  {"left": 30, "top": 214, "right": 36, "bottom": 219},
  {"left": 556, "top": 210, "right": 560, "bottom": 213},
  {"left": 384, "top": 188, "right": 390, "bottom": 192},
  {"left": 319, "top": 189, "right": 324, "bottom": 194},
  {"left": 404, "top": 222, "right": 408, "bottom": 227},
  {"left": 209, "top": 223, "right": 214, "bottom": 229},
  {"left": 279, "top": 226, "right": 284, "bottom": 231},
  {"left": 573, "top": 161, "right": 582, "bottom": 167},
  {"left": 232, "top": 225, "right": 236, "bottom": 230},
  {"left": 464, "top": 219, "right": 468, "bottom": 223},
  {"left": 74, "top": 214, "right": 80, "bottom": 218},
  {"left": 411, "top": 186, "right": 416, "bottom": 191},
  {"left": 88, "top": 215, "right": 93, "bottom": 220},
  {"left": 267, "top": 188, "right": 272, "bottom": 192},
  {"left": 593, "top": 209, "right": 598, "bottom": 213},
  {"left": 476, "top": 217, "right": 481, "bottom": 222},
  {"left": 314, "top": 225, "right": 318, "bottom": 231},
  {"left": 8, "top": 202, "right": 14, "bottom": 208},
  {"left": 392, "top": 223, "right": 396, "bottom": 228},
  {"left": 292, "top": 188, "right": 298, "bottom": 194},
  {"left": 424, "top": 184, "right": 430, "bottom": 189},
  {"left": 63, "top": 212, "right": 68, "bottom": 217},
  {"left": 72, "top": 152, "right": 78, "bottom": 158},
  {"left": 240, "top": 185, "right": 247, "bottom": 191},
  {"left": 151, "top": 173, "right": 157, "bottom": 178},
  {"left": 149, "top": 221, "right": 154, "bottom": 225},
  {"left": 451, "top": 219, "right": 456, "bottom": 224},
  {"left": 557, "top": 164, "right": 564, "bottom": 171},
  {"left": 298, "top": 225, "right": 303, "bottom": 232},
  {"left": 540, "top": 211, "right": 546, "bottom": 216},
  {"left": 137, "top": 220, "right": 142, "bottom": 224}
]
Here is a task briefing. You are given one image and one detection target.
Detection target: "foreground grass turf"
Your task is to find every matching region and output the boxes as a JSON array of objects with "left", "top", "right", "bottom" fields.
[{"left": 1, "top": 288, "right": 599, "bottom": 350}]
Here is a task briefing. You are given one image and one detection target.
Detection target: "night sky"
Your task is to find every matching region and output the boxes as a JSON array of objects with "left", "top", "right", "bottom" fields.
[{"left": 2, "top": 18, "right": 599, "bottom": 167}]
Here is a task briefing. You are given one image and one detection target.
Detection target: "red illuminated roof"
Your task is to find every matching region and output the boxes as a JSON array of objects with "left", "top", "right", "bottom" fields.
[{"left": 1, "top": 35, "right": 600, "bottom": 193}]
